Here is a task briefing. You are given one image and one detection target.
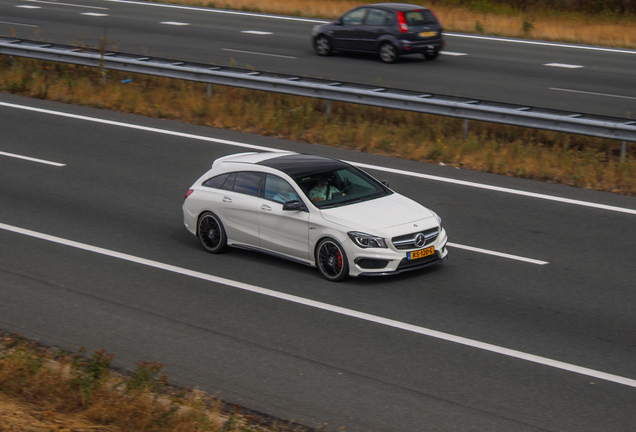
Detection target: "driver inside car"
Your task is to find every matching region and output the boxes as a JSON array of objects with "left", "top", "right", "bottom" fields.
[{"left": 309, "top": 175, "right": 342, "bottom": 202}]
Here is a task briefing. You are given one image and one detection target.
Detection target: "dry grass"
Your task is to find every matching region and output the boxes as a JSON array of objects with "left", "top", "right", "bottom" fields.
[
  {"left": 1, "top": 57, "right": 634, "bottom": 195},
  {"left": 0, "top": 334, "right": 310, "bottom": 432},
  {"left": 153, "top": 0, "right": 636, "bottom": 48}
]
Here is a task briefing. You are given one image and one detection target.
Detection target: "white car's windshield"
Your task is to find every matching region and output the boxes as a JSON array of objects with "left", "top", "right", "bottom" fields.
[{"left": 295, "top": 166, "right": 391, "bottom": 208}]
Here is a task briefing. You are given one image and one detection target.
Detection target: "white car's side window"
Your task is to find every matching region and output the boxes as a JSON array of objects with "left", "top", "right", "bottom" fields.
[{"left": 264, "top": 175, "right": 299, "bottom": 203}]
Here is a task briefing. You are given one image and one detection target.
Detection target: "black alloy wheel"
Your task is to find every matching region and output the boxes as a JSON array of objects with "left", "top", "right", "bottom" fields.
[
  {"left": 316, "top": 239, "right": 349, "bottom": 282},
  {"left": 198, "top": 212, "right": 227, "bottom": 253},
  {"left": 314, "top": 35, "right": 333, "bottom": 56},
  {"left": 379, "top": 42, "right": 398, "bottom": 63}
]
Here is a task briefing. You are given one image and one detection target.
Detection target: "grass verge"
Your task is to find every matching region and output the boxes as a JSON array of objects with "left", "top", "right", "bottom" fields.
[
  {"left": 1, "top": 56, "right": 634, "bottom": 195},
  {"left": 0, "top": 332, "right": 315, "bottom": 432}
]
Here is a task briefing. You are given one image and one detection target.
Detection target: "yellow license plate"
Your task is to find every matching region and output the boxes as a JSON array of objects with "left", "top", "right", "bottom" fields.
[
  {"left": 408, "top": 246, "right": 435, "bottom": 260},
  {"left": 419, "top": 31, "right": 436, "bottom": 38}
]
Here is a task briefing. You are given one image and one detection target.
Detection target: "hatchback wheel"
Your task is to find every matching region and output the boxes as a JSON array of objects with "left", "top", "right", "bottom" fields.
[
  {"left": 379, "top": 42, "right": 398, "bottom": 63},
  {"left": 316, "top": 239, "right": 349, "bottom": 282},
  {"left": 198, "top": 212, "right": 227, "bottom": 253},
  {"left": 423, "top": 50, "right": 439, "bottom": 60},
  {"left": 314, "top": 35, "right": 333, "bottom": 56}
]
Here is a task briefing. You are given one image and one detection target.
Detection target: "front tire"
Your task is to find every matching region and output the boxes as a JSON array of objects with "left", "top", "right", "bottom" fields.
[
  {"left": 379, "top": 42, "right": 398, "bottom": 63},
  {"left": 316, "top": 238, "right": 349, "bottom": 282},
  {"left": 197, "top": 212, "right": 227, "bottom": 254},
  {"left": 314, "top": 35, "right": 333, "bottom": 56}
]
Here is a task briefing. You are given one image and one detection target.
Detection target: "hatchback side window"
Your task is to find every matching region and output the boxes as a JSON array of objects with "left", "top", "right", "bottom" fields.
[
  {"left": 233, "top": 171, "right": 263, "bottom": 197},
  {"left": 220, "top": 172, "right": 236, "bottom": 191},
  {"left": 264, "top": 175, "right": 299, "bottom": 203},
  {"left": 203, "top": 173, "right": 229, "bottom": 189},
  {"left": 342, "top": 8, "right": 367, "bottom": 25},
  {"left": 203, "top": 173, "right": 235, "bottom": 190},
  {"left": 365, "top": 8, "right": 390, "bottom": 26}
]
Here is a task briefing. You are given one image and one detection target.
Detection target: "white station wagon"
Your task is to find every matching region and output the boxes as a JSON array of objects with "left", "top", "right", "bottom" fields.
[{"left": 183, "top": 152, "right": 448, "bottom": 281}]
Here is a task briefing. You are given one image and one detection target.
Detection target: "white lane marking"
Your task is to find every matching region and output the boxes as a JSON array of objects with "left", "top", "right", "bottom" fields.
[
  {"left": 1, "top": 101, "right": 635, "bottom": 216},
  {"left": 24, "top": 0, "right": 107, "bottom": 9},
  {"left": 544, "top": 63, "right": 583, "bottom": 69},
  {"left": 241, "top": 30, "right": 273, "bottom": 35},
  {"left": 105, "top": 0, "right": 325, "bottom": 23},
  {"left": 440, "top": 51, "right": 467, "bottom": 56},
  {"left": 0, "top": 221, "right": 633, "bottom": 388},
  {"left": 349, "top": 161, "right": 636, "bottom": 216},
  {"left": 15, "top": 5, "right": 41, "bottom": 8},
  {"left": 81, "top": 12, "right": 108, "bottom": 16},
  {"left": 551, "top": 87, "right": 636, "bottom": 101},
  {"left": 447, "top": 242, "right": 548, "bottom": 265},
  {"left": 0, "top": 150, "right": 65, "bottom": 166},
  {"left": 222, "top": 48, "right": 296, "bottom": 59},
  {"left": 0, "top": 20, "right": 39, "bottom": 27},
  {"left": 160, "top": 21, "right": 189, "bottom": 26},
  {"left": 446, "top": 33, "right": 636, "bottom": 55}
]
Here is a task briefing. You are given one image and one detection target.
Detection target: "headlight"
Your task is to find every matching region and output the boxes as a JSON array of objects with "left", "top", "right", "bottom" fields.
[
  {"left": 348, "top": 232, "right": 387, "bottom": 248},
  {"left": 431, "top": 211, "right": 442, "bottom": 225}
]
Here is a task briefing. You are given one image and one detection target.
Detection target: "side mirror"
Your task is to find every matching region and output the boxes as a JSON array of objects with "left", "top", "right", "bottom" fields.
[
  {"left": 334, "top": 18, "right": 343, "bottom": 25},
  {"left": 283, "top": 200, "right": 307, "bottom": 212}
]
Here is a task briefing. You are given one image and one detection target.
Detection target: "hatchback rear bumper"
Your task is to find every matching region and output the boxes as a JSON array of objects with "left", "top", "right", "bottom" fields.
[{"left": 398, "top": 38, "right": 445, "bottom": 54}]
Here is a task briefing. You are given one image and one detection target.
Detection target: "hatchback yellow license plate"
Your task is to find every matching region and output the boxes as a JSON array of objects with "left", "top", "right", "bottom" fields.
[
  {"left": 419, "top": 31, "right": 436, "bottom": 38},
  {"left": 408, "top": 246, "right": 435, "bottom": 260}
]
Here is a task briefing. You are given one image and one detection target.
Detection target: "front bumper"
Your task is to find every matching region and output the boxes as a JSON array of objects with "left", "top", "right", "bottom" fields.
[{"left": 347, "top": 228, "right": 449, "bottom": 277}]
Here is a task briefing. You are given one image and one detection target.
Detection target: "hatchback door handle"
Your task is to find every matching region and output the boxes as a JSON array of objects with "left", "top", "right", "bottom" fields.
[
  {"left": 222, "top": 197, "right": 232, "bottom": 203},
  {"left": 261, "top": 204, "right": 272, "bottom": 211}
]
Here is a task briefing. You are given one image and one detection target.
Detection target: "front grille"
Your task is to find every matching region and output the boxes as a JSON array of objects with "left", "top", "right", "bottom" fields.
[{"left": 392, "top": 227, "right": 439, "bottom": 250}]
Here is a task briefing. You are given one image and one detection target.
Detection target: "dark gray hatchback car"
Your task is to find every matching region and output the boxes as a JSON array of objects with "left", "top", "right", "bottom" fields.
[{"left": 311, "top": 3, "right": 444, "bottom": 63}]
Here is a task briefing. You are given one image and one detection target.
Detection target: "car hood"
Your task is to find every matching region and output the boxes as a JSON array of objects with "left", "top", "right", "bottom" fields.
[{"left": 319, "top": 194, "right": 435, "bottom": 232}]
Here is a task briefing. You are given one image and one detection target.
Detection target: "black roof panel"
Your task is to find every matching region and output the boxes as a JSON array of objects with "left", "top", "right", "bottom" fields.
[{"left": 257, "top": 154, "right": 350, "bottom": 178}]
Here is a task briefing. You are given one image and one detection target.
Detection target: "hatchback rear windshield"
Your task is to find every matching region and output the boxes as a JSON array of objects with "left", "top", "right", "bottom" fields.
[{"left": 405, "top": 10, "right": 437, "bottom": 26}]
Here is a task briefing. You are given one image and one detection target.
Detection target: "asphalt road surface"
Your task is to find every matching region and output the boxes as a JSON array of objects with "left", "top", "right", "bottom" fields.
[
  {"left": 1, "top": 92, "right": 636, "bottom": 431},
  {"left": 1, "top": 0, "right": 636, "bottom": 117}
]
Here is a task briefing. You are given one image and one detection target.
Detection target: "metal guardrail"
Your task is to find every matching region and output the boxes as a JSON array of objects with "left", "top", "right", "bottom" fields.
[{"left": 1, "top": 36, "right": 635, "bottom": 142}]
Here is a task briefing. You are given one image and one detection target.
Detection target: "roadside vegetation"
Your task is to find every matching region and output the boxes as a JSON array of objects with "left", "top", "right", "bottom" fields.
[{"left": 0, "top": 333, "right": 313, "bottom": 432}]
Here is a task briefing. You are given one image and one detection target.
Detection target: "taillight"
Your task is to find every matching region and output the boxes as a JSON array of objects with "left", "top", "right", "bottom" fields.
[
  {"left": 185, "top": 189, "right": 194, "bottom": 200},
  {"left": 397, "top": 11, "right": 408, "bottom": 33}
]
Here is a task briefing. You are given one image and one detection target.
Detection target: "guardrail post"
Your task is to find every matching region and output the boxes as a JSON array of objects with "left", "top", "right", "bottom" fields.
[
  {"left": 326, "top": 100, "right": 331, "bottom": 118},
  {"left": 207, "top": 83, "right": 212, "bottom": 99},
  {"left": 621, "top": 141, "right": 627, "bottom": 162},
  {"left": 463, "top": 119, "right": 468, "bottom": 140}
]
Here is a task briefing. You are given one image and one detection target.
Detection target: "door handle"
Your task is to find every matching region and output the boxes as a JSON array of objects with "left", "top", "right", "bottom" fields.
[
  {"left": 261, "top": 204, "right": 272, "bottom": 211},
  {"left": 222, "top": 197, "right": 232, "bottom": 203}
]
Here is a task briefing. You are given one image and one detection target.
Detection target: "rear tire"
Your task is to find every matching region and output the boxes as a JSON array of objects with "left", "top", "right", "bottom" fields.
[
  {"left": 314, "top": 35, "right": 333, "bottom": 56},
  {"left": 197, "top": 212, "right": 227, "bottom": 254},
  {"left": 423, "top": 51, "right": 439, "bottom": 60},
  {"left": 316, "top": 238, "right": 349, "bottom": 282},
  {"left": 379, "top": 42, "right": 398, "bottom": 63}
]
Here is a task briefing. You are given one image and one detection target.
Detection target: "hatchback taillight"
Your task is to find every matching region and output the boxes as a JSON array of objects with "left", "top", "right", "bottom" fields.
[
  {"left": 185, "top": 189, "right": 194, "bottom": 200},
  {"left": 397, "top": 11, "right": 408, "bottom": 33}
]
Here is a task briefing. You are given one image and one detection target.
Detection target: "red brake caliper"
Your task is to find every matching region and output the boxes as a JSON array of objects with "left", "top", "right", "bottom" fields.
[{"left": 337, "top": 250, "right": 342, "bottom": 270}]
